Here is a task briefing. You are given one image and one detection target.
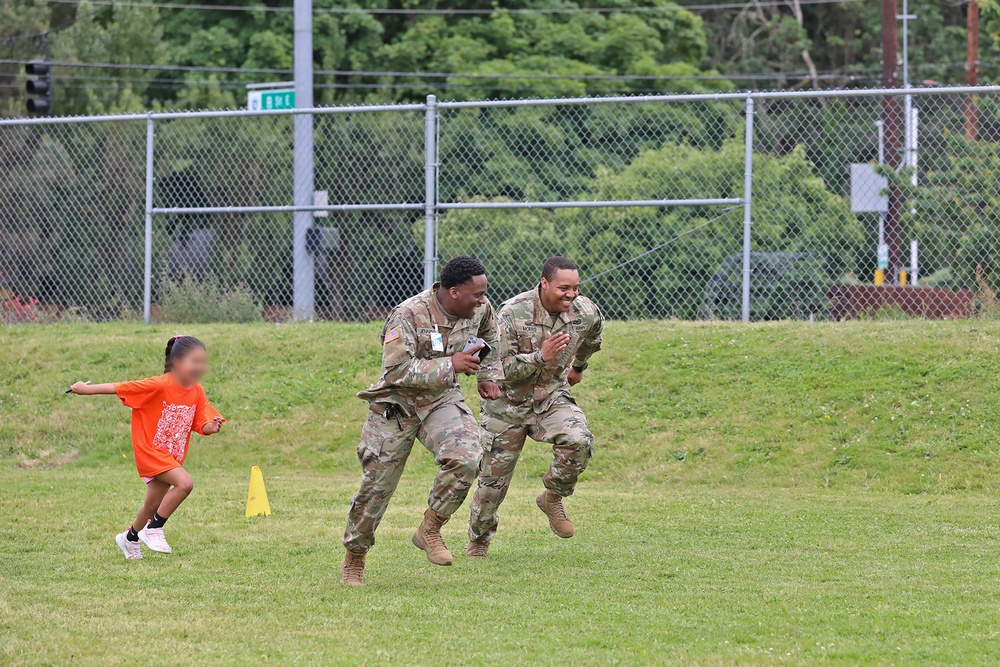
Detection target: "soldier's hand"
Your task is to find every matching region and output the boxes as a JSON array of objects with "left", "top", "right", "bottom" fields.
[
  {"left": 567, "top": 368, "right": 583, "bottom": 386},
  {"left": 478, "top": 380, "right": 501, "bottom": 400},
  {"left": 540, "top": 331, "right": 570, "bottom": 362},
  {"left": 453, "top": 345, "right": 483, "bottom": 375}
]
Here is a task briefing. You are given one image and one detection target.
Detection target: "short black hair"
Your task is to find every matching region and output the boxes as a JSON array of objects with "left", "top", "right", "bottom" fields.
[
  {"left": 542, "top": 256, "right": 579, "bottom": 281},
  {"left": 440, "top": 256, "right": 486, "bottom": 289}
]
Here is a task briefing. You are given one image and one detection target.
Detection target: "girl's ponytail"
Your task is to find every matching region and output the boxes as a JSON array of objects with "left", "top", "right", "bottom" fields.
[{"left": 164, "top": 335, "right": 205, "bottom": 373}]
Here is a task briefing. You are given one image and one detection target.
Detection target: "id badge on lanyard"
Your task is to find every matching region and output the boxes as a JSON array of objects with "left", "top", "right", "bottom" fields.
[{"left": 431, "top": 325, "right": 444, "bottom": 352}]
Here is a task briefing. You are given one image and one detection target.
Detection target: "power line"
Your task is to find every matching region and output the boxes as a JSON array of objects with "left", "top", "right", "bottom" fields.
[
  {"left": 0, "top": 58, "right": 287, "bottom": 75},
  {"left": 9, "top": 69, "right": 828, "bottom": 94},
  {"left": 0, "top": 59, "right": 879, "bottom": 82},
  {"left": 0, "top": 70, "right": 250, "bottom": 87},
  {"left": 37, "top": 0, "right": 863, "bottom": 14}
]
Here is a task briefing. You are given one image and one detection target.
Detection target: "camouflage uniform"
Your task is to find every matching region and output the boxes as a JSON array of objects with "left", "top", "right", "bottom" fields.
[
  {"left": 468, "top": 286, "right": 603, "bottom": 544},
  {"left": 343, "top": 284, "right": 500, "bottom": 554}
]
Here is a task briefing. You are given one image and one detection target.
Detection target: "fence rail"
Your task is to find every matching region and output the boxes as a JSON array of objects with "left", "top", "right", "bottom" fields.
[{"left": 3, "top": 85, "right": 1000, "bottom": 323}]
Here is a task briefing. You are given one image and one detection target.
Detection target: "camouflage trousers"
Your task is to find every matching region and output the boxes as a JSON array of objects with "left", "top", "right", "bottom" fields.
[
  {"left": 468, "top": 395, "right": 593, "bottom": 544},
  {"left": 343, "top": 401, "right": 482, "bottom": 553}
]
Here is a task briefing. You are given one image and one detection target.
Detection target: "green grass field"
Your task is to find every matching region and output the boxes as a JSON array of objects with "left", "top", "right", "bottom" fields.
[{"left": 3, "top": 321, "right": 1000, "bottom": 665}]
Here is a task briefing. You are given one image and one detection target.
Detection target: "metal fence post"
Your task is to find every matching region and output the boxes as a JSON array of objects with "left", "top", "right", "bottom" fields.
[
  {"left": 741, "top": 96, "right": 755, "bottom": 323},
  {"left": 423, "top": 94, "right": 438, "bottom": 290},
  {"left": 292, "top": 0, "right": 315, "bottom": 321},
  {"left": 143, "top": 115, "right": 154, "bottom": 324}
]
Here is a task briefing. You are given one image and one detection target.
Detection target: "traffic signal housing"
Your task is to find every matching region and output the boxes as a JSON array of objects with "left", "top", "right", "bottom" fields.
[{"left": 25, "top": 60, "right": 52, "bottom": 115}]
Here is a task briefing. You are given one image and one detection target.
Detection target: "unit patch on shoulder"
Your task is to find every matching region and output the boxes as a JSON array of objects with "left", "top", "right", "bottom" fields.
[{"left": 384, "top": 328, "right": 401, "bottom": 344}]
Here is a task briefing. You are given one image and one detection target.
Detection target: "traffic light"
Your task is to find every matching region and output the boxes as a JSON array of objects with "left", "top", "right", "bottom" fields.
[{"left": 25, "top": 60, "right": 52, "bottom": 115}]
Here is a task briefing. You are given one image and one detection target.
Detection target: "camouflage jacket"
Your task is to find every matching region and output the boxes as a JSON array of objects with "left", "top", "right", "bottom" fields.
[
  {"left": 357, "top": 284, "right": 501, "bottom": 418},
  {"left": 483, "top": 285, "right": 603, "bottom": 418}
]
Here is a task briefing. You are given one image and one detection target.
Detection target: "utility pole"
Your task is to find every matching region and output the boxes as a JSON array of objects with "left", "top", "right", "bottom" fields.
[
  {"left": 292, "top": 0, "right": 315, "bottom": 320},
  {"left": 965, "top": 0, "right": 980, "bottom": 140},
  {"left": 881, "top": 0, "right": 903, "bottom": 284}
]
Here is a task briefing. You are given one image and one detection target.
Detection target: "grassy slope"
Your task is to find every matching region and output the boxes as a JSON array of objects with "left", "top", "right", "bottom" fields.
[
  {"left": 3, "top": 321, "right": 1000, "bottom": 491},
  {"left": 3, "top": 321, "right": 1000, "bottom": 665}
]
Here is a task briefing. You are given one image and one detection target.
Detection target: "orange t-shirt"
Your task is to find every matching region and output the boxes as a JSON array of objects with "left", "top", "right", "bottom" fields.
[{"left": 114, "top": 374, "right": 224, "bottom": 478}]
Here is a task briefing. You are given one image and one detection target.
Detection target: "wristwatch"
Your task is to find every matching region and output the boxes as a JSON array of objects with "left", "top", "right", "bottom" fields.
[{"left": 572, "top": 361, "right": 588, "bottom": 373}]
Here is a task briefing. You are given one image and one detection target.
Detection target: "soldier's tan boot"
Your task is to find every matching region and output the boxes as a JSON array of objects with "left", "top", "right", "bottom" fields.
[
  {"left": 340, "top": 550, "right": 366, "bottom": 586},
  {"left": 464, "top": 540, "right": 490, "bottom": 558},
  {"left": 536, "top": 490, "right": 574, "bottom": 538},
  {"left": 412, "top": 508, "right": 453, "bottom": 566}
]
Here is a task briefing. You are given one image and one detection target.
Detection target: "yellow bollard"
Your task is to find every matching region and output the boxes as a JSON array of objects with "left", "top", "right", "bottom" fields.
[
  {"left": 874, "top": 269, "right": 885, "bottom": 285},
  {"left": 899, "top": 270, "right": 908, "bottom": 286}
]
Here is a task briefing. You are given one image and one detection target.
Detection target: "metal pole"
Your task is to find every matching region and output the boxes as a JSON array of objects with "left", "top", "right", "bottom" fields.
[
  {"left": 965, "top": 0, "right": 980, "bottom": 140},
  {"left": 901, "top": 0, "right": 910, "bottom": 90},
  {"left": 423, "top": 94, "right": 437, "bottom": 290},
  {"left": 292, "top": 0, "right": 315, "bottom": 320},
  {"left": 741, "top": 96, "right": 754, "bottom": 323},
  {"left": 900, "top": 0, "right": 918, "bottom": 186},
  {"left": 143, "top": 116, "right": 154, "bottom": 324},
  {"left": 876, "top": 120, "right": 885, "bottom": 249},
  {"left": 900, "top": 0, "right": 916, "bottom": 185}
]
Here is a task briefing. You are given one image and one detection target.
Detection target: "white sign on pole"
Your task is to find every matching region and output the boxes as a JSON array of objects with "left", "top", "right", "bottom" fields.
[
  {"left": 313, "top": 190, "right": 328, "bottom": 218},
  {"left": 850, "top": 163, "right": 888, "bottom": 213}
]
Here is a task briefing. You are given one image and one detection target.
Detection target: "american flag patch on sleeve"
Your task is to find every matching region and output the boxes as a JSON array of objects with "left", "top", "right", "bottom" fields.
[{"left": 384, "top": 328, "right": 401, "bottom": 344}]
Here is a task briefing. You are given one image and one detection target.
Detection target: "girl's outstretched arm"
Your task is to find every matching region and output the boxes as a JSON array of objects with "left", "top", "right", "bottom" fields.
[{"left": 69, "top": 382, "right": 116, "bottom": 395}]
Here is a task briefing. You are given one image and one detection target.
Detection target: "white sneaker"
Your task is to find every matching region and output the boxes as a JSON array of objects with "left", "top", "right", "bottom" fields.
[
  {"left": 115, "top": 531, "right": 142, "bottom": 559},
  {"left": 138, "top": 526, "right": 172, "bottom": 554}
]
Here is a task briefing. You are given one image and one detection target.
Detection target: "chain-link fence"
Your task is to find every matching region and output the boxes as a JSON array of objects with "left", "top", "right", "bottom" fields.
[{"left": 2, "top": 86, "right": 1000, "bottom": 323}]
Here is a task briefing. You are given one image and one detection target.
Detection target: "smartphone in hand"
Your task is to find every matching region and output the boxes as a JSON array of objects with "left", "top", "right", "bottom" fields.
[{"left": 463, "top": 336, "right": 491, "bottom": 361}]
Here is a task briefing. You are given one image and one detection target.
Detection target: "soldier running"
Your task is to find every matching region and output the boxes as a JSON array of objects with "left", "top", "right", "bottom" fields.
[
  {"left": 340, "top": 256, "right": 500, "bottom": 586},
  {"left": 467, "top": 256, "right": 604, "bottom": 557}
]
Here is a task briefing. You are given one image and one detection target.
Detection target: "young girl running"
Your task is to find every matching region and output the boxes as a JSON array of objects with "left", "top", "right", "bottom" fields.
[{"left": 69, "top": 335, "right": 224, "bottom": 559}]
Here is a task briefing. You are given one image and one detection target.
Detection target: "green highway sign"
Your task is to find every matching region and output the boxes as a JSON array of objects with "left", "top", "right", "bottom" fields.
[{"left": 248, "top": 89, "right": 295, "bottom": 111}]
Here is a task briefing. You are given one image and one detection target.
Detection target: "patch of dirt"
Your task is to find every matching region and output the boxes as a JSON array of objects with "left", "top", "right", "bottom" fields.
[{"left": 18, "top": 449, "right": 79, "bottom": 469}]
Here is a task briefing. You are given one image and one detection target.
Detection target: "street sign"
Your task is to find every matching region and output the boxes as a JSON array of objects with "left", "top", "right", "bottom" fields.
[
  {"left": 877, "top": 243, "right": 889, "bottom": 270},
  {"left": 248, "top": 89, "right": 295, "bottom": 111}
]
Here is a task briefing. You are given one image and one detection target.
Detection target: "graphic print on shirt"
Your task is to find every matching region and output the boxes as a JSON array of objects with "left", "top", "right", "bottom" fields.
[{"left": 152, "top": 402, "right": 196, "bottom": 462}]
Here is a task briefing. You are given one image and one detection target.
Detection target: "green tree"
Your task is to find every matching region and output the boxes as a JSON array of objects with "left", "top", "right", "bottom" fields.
[
  {"left": 901, "top": 124, "right": 1000, "bottom": 289},
  {"left": 53, "top": 1, "right": 168, "bottom": 116},
  {"left": 689, "top": 0, "right": 978, "bottom": 88},
  {"left": 0, "top": 0, "right": 53, "bottom": 117},
  {"left": 437, "top": 139, "right": 863, "bottom": 319}
]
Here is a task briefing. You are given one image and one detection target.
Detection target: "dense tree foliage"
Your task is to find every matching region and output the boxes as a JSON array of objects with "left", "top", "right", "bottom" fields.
[
  {"left": 683, "top": 0, "right": 986, "bottom": 90},
  {"left": 2, "top": 1, "right": 999, "bottom": 321},
  {"left": 2, "top": 1, "right": 995, "bottom": 114},
  {"left": 2, "top": 0, "right": 737, "bottom": 115},
  {"left": 437, "top": 139, "right": 862, "bottom": 319}
]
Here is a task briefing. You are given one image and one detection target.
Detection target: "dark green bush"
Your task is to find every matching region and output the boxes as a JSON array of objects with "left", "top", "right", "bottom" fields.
[{"left": 155, "top": 273, "right": 261, "bottom": 324}]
